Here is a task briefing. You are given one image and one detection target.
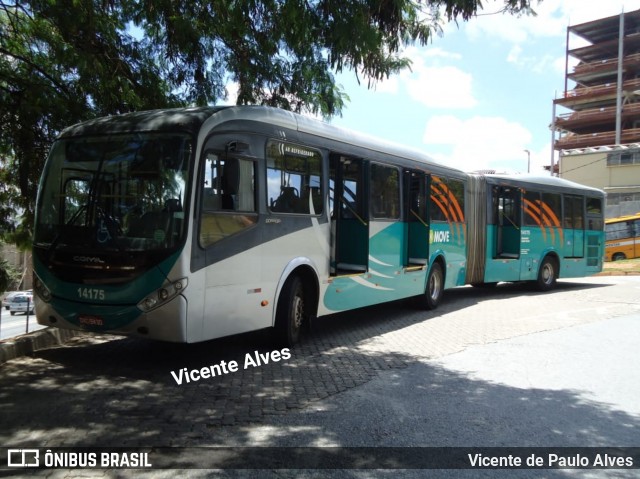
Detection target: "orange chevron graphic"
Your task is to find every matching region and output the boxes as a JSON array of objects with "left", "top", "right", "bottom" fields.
[
  {"left": 538, "top": 199, "right": 563, "bottom": 244},
  {"left": 523, "top": 199, "right": 547, "bottom": 241},
  {"left": 431, "top": 176, "right": 464, "bottom": 244}
]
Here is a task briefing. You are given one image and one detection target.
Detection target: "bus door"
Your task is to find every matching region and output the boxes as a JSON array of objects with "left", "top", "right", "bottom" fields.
[
  {"left": 494, "top": 186, "right": 521, "bottom": 259},
  {"left": 330, "top": 154, "right": 368, "bottom": 275},
  {"left": 563, "top": 195, "right": 585, "bottom": 257},
  {"left": 368, "top": 163, "right": 403, "bottom": 269},
  {"left": 405, "top": 170, "right": 429, "bottom": 266},
  {"left": 585, "top": 197, "right": 604, "bottom": 268}
]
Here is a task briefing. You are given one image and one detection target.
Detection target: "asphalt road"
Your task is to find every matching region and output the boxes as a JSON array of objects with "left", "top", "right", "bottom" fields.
[
  {"left": 1, "top": 276, "right": 639, "bottom": 478},
  {"left": 0, "top": 307, "right": 45, "bottom": 341}
]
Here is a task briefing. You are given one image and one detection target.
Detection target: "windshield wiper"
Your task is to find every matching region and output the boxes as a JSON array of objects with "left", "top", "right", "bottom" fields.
[{"left": 45, "top": 204, "right": 89, "bottom": 255}]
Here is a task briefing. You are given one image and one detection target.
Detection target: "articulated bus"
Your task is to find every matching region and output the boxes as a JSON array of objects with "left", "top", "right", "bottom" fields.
[
  {"left": 465, "top": 174, "right": 605, "bottom": 290},
  {"left": 32, "top": 106, "right": 605, "bottom": 345},
  {"left": 604, "top": 212, "right": 640, "bottom": 261}
]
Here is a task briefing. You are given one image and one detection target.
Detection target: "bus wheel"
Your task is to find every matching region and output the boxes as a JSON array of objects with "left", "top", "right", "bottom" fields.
[
  {"left": 420, "top": 262, "right": 444, "bottom": 310},
  {"left": 536, "top": 256, "right": 558, "bottom": 292},
  {"left": 612, "top": 253, "right": 626, "bottom": 261},
  {"left": 275, "top": 276, "right": 306, "bottom": 347}
]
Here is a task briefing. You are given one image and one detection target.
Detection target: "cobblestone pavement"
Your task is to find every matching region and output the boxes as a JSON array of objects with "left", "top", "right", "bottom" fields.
[{"left": 1, "top": 277, "right": 639, "bottom": 476}]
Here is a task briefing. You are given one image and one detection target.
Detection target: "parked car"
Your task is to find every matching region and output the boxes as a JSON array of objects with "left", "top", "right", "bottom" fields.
[
  {"left": 3, "top": 291, "right": 23, "bottom": 310},
  {"left": 9, "top": 293, "right": 34, "bottom": 315}
]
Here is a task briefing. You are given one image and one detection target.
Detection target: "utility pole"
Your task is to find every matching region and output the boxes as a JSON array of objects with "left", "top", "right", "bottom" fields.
[{"left": 615, "top": 10, "right": 625, "bottom": 145}]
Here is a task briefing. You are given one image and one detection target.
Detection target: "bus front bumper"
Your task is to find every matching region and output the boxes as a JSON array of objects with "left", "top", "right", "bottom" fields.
[{"left": 35, "top": 294, "right": 189, "bottom": 343}]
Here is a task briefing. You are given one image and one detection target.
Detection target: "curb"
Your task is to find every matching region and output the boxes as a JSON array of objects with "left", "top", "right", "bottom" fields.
[
  {"left": 596, "top": 271, "right": 640, "bottom": 276},
  {"left": 0, "top": 327, "right": 82, "bottom": 364}
]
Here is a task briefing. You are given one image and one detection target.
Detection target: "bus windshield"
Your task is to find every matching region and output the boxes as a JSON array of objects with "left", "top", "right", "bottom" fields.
[{"left": 34, "top": 133, "right": 193, "bottom": 281}]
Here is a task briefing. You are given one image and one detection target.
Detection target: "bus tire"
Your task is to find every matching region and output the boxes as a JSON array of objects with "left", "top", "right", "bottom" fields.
[
  {"left": 536, "top": 256, "right": 558, "bottom": 292},
  {"left": 612, "top": 252, "right": 626, "bottom": 261},
  {"left": 275, "top": 276, "right": 306, "bottom": 347},
  {"left": 420, "top": 262, "right": 444, "bottom": 310}
]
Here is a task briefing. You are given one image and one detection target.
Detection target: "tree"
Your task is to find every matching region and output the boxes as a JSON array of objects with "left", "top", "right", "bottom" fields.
[
  {"left": 0, "top": 0, "right": 537, "bottom": 246},
  {"left": 0, "top": 256, "right": 19, "bottom": 292},
  {"left": 0, "top": 0, "right": 177, "bottom": 247}
]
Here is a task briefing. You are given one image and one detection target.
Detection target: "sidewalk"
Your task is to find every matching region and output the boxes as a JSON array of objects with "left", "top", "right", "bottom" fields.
[
  {"left": 0, "top": 327, "right": 81, "bottom": 364},
  {"left": 1, "top": 277, "right": 639, "bottom": 478}
]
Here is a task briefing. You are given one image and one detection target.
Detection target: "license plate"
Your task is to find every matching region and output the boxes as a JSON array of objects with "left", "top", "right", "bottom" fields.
[{"left": 78, "top": 315, "right": 104, "bottom": 326}]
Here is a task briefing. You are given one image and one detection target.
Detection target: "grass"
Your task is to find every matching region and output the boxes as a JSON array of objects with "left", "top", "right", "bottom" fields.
[{"left": 601, "top": 257, "right": 640, "bottom": 275}]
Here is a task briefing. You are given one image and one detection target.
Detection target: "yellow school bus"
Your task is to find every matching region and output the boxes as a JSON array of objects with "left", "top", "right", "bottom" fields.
[{"left": 605, "top": 212, "right": 640, "bottom": 261}]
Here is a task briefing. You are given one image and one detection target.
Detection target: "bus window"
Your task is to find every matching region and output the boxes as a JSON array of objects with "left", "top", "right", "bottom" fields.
[
  {"left": 587, "top": 197, "right": 602, "bottom": 215},
  {"left": 199, "top": 153, "right": 257, "bottom": 247},
  {"left": 523, "top": 190, "right": 541, "bottom": 227},
  {"left": 430, "top": 176, "right": 449, "bottom": 222},
  {"left": 563, "top": 195, "right": 584, "bottom": 229},
  {"left": 497, "top": 188, "right": 518, "bottom": 227},
  {"left": 370, "top": 163, "right": 400, "bottom": 219},
  {"left": 63, "top": 177, "right": 91, "bottom": 224},
  {"left": 266, "top": 141, "right": 323, "bottom": 215},
  {"left": 407, "top": 171, "right": 428, "bottom": 222},
  {"left": 337, "top": 159, "right": 365, "bottom": 221},
  {"left": 606, "top": 221, "right": 633, "bottom": 241},
  {"left": 540, "top": 193, "right": 561, "bottom": 228},
  {"left": 448, "top": 179, "right": 465, "bottom": 222},
  {"left": 586, "top": 197, "right": 603, "bottom": 230}
]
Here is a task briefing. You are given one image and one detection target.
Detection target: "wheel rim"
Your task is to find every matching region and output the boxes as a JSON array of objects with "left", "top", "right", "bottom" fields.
[
  {"left": 541, "top": 262, "right": 554, "bottom": 285},
  {"left": 292, "top": 294, "right": 304, "bottom": 330},
  {"left": 429, "top": 270, "right": 442, "bottom": 301}
]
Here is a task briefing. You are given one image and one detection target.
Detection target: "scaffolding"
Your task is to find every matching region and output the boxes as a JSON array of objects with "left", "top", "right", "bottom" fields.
[{"left": 553, "top": 10, "right": 640, "bottom": 151}]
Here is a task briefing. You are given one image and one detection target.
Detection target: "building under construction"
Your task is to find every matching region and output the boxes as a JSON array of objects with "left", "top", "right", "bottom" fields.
[{"left": 554, "top": 9, "right": 640, "bottom": 217}]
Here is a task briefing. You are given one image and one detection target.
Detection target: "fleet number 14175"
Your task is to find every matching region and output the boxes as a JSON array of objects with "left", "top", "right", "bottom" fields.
[{"left": 77, "top": 288, "right": 105, "bottom": 300}]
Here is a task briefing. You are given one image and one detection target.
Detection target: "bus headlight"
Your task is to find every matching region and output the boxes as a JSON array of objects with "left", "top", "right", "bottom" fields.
[
  {"left": 33, "top": 273, "right": 52, "bottom": 302},
  {"left": 137, "top": 278, "right": 188, "bottom": 312}
]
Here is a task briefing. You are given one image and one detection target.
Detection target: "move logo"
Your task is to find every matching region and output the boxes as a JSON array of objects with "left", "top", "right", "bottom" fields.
[{"left": 430, "top": 229, "right": 451, "bottom": 244}]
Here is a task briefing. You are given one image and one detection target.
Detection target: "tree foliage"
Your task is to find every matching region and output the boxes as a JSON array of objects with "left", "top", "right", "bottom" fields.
[
  {"left": 0, "top": 0, "right": 537, "bottom": 247},
  {"left": 0, "top": 256, "right": 20, "bottom": 292}
]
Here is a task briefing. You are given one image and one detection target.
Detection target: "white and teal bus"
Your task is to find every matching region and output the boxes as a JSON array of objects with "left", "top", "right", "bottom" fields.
[
  {"left": 465, "top": 174, "right": 605, "bottom": 291},
  {"left": 32, "top": 106, "right": 605, "bottom": 345}
]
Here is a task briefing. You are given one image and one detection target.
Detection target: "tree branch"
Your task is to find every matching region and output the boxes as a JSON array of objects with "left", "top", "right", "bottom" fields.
[{"left": 0, "top": 46, "right": 73, "bottom": 99}]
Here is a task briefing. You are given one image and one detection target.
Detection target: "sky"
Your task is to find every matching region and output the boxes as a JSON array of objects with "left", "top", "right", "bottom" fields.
[{"left": 321, "top": 0, "right": 640, "bottom": 175}]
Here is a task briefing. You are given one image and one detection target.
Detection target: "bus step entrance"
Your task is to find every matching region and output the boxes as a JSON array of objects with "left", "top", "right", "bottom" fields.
[{"left": 336, "top": 263, "right": 367, "bottom": 275}]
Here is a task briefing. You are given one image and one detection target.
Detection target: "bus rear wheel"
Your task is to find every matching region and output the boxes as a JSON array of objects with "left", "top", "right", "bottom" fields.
[
  {"left": 419, "top": 262, "right": 444, "bottom": 310},
  {"left": 275, "top": 276, "right": 306, "bottom": 347},
  {"left": 536, "top": 256, "right": 558, "bottom": 292},
  {"left": 612, "top": 252, "right": 626, "bottom": 261}
]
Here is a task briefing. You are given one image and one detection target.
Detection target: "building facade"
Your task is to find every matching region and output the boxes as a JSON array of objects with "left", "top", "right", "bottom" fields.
[{"left": 554, "top": 10, "right": 640, "bottom": 217}]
